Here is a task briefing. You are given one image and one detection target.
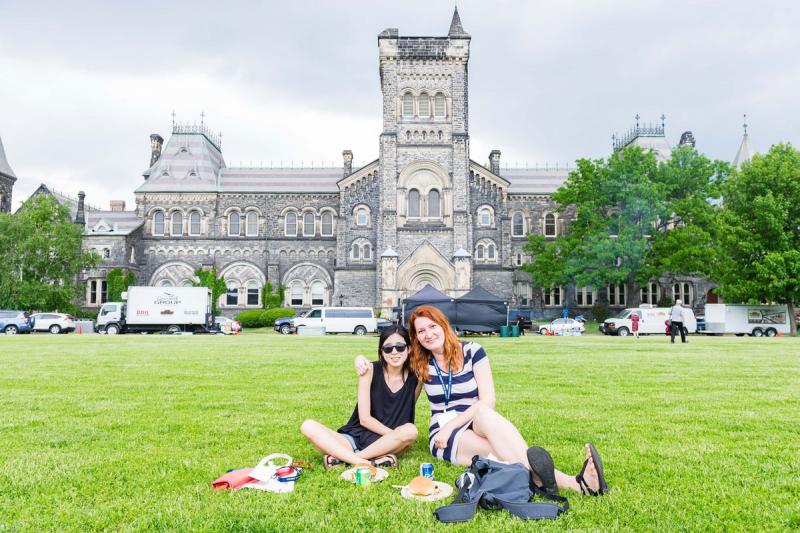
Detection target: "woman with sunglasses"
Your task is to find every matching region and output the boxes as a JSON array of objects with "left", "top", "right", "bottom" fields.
[
  {"left": 356, "top": 306, "right": 607, "bottom": 496},
  {"left": 301, "top": 325, "right": 421, "bottom": 469}
]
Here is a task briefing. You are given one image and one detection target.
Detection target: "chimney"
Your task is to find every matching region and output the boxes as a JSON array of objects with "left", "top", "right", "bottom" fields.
[
  {"left": 150, "top": 134, "right": 164, "bottom": 167},
  {"left": 343, "top": 150, "right": 353, "bottom": 177},
  {"left": 489, "top": 150, "right": 501, "bottom": 175},
  {"left": 74, "top": 191, "right": 86, "bottom": 225},
  {"left": 110, "top": 200, "right": 126, "bottom": 212}
]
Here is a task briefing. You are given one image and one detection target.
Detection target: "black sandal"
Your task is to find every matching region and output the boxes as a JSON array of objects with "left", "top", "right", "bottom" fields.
[
  {"left": 323, "top": 454, "right": 342, "bottom": 471},
  {"left": 575, "top": 443, "right": 608, "bottom": 496},
  {"left": 371, "top": 453, "right": 398, "bottom": 469}
]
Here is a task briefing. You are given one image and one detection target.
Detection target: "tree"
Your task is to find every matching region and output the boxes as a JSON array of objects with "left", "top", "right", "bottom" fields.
[
  {"left": 711, "top": 143, "right": 800, "bottom": 336},
  {"left": 261, "top": 281, "right": 284, "bottom": 309},
  {"left": 0, "top": 194, "right": 99, "bottom": 311},
  {"left": 106, "top": 268, "right": 136, "bottom": 303},
  {"left": 523, "top": 146, "right": 728, "bottom": 303},
  {"left": 192, "top": 266, "right": 227, "bottom": 314}
]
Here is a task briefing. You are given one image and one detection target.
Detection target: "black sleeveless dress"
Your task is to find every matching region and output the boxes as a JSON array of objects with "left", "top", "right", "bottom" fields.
[{"left": 337, "top": 361, "right": 418, "bottom": 450}]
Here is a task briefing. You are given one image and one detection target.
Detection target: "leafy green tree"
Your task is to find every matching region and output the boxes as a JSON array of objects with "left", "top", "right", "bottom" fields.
[
  {"left": 192, "top": 266, "right": 227, "bottom": 314},
  {"left": 261, "top": 281, "right": 284, "bottom": 309},
  {"left": 0, "top": 194, "right": 99, "bottom": 311},
  {"left": 106, "top": 268, "right": 136, "bottom": 302},
  {"left": 523, "top": 146, "right": 727, "bottom": 303},
  {"left": 712, "top": 143, "right": 800, "bottom": 336}
]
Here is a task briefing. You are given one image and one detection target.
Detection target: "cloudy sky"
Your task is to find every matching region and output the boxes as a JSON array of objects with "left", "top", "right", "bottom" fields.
[{"left": 1, "top": 0, "right": 798, "bottom": 211}]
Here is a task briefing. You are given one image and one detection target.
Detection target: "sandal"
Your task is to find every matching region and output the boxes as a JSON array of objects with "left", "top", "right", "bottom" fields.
[
  {"left": 323, "top": 454, "right": 343, "bottom": 471},
  {"left": 575, "top": 443, "right": 608, "bottom": 496},
  {"left": 371, "top": 454, "right": 398, "bottom": 469}
]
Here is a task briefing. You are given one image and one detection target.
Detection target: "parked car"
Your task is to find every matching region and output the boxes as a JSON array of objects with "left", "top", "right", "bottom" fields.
[
  {"left": 539, "top": 318, "right": 585, "bottom": 335},
  {"left": 512, "top": 315, "right": 536, "bottom": 331},
  {"left": 0, "top": 310, "right": 32, "bottom": 335},
  {"left": 274, "top": 312, "right": 298, "bottom": 335},
  {"left": 292, "top": 307, "right": 378, "bottom": 335},
  {"left": 214, "top": 316, "right": 241, "bottom": 334},
  {"left": 377, "top": 318, "right": 395, "bottom": 332},
  {"left": 30, "top": 313, "right": 76, "bottom": 334}
]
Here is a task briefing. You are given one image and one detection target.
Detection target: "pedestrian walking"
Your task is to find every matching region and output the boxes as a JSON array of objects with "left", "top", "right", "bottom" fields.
[
  {"left": 669, "top": 300, "right": 687, "bottom": 344},
  {"left": 631, "top": 311, "right": 640, "bottom": 338}
]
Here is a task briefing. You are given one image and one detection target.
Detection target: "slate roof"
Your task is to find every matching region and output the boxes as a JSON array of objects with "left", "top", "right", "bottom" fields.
[
  {"left": 733, "top": 132, "right": 752, "bottom": 169},
  {"left": 502, "top": 168, "right": 570, "bottom": 195},
  {"left": 219, "top": 167, "right": 341, "bottom": 194},
  {"left": 0, "top": 136, "right": 17, "bottom": 180},
  {"left": 84, "top": 210, "right": 144, "bottom": 236},
  {"left": 136, "top": 132, "right": 225, "bottom": 193}
]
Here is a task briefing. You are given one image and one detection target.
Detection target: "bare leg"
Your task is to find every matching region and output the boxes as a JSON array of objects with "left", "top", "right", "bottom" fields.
[
  {"left": 300, "top": 419, "right": 362, "bottom": 465},
  {"left": 452, "top": 429, "right": 494, "bottom": 466},
  {"left": 357, "top": 423, "right": 418, "bottom": 460}
]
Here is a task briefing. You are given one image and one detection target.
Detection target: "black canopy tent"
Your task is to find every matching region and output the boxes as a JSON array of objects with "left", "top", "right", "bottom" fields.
[{"left": 401, "top": 284, "right": 508, "bottom": 333}]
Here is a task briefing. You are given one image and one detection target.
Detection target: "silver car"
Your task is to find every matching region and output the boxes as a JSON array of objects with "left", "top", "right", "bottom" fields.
[
  {"left": 30, "top": 313, "right": 76, "bottom": 334},
  {"left": 539, "top": 318, "right": 585, "bottom": 336}
]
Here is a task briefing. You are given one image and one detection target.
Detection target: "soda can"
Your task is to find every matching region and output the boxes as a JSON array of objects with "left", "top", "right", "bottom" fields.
[
  {"left": 420, "top": 462, "right": 435, "bottom": 479},
  {"left": 355, "top": 466, "right": 372, "bottom": 486}
]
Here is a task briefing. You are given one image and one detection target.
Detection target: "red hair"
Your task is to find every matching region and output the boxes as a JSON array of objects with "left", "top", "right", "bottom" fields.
[{"left": 408, "top": 305, "right": 462, "bottom": 382}]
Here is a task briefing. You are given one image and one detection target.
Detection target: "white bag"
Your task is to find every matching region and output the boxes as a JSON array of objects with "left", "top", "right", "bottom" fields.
[{"left": 242, "top": 454, "right": 295, "bottom": 493}]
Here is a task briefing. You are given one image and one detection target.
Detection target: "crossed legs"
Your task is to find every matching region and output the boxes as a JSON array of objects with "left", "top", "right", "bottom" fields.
[
  {"left": 452, "top": 404, "right": 599, "bottom": 493},
  {"left": 300, "top": 420, "right": 417, "bottom": 465}
]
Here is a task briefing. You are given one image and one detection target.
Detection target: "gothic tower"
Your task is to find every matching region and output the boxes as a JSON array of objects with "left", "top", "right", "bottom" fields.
[
  {"left": 376, "top": 8, "right": 473, "bottom": 312},
  {"left": 0, "top": 135, "right": 17, "bottom": 213}
]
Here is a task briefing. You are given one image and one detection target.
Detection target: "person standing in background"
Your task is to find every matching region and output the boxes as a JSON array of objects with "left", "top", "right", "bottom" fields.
[
  {"left": 670, "top": 300, "right": 687, "bottom": 344},
  {"left": 631, "top": 311, "right": 640, "bottom": 339}
]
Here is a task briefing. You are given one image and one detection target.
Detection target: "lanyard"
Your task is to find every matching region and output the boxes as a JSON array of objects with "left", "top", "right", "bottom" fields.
[{"left": 431, "top": 357, "right": 452, "bottom": 408}]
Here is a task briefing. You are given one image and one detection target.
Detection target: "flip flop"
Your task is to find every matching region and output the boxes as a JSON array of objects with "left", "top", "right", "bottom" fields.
[
  {"left": 526, "top": 446, "right": 558, "bottom": 497},
  {"left": 575, "top": 443, "right": 608, "bottom": 496},
  {"left": 323, "top": 454, "right": 342, "bottom": 471},
  {"left": 372, "top": 453, "right": 398, "bottom": 469}
]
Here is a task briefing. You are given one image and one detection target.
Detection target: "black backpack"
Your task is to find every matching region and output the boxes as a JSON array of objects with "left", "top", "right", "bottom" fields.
[{"left": 433, "top": 452, "right": 569, "bottom": 523}]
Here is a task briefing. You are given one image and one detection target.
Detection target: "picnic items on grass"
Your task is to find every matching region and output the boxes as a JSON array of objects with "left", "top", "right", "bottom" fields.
[
  {"left": 212, "top": 454, "right": 305, "bottom": 493},
  {"left": 395, "top": 476, "right": 453, "bottom": 501}
]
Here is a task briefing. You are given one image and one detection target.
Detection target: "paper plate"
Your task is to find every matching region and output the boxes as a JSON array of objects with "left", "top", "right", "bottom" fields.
[
  {"left": 400, "top": 481, "right": 453, "bottom": 501},
  {"left": 340, "top": 466, "right": 389, "bottom": 483}
]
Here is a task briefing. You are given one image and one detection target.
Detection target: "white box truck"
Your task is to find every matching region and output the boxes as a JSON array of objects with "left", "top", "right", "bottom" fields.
[
  {"left": 703, "top": 304, "right": 790, "bottom": 337},
  {"left": 97, "top": 286, "right": 214, "bottom": 335},
  {"left": 600, "top": 306, "right": 697, "bottom": 336}
]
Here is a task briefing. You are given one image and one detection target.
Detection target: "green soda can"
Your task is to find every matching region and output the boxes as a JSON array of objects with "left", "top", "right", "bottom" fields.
[{"left": 355, "top": 466, "right": 372, "bottom": 486}]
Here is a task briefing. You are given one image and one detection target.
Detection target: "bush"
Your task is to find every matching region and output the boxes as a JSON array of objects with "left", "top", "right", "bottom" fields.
[
  {"left": 235, "top": 307, "right": 296, "bottom": 328},
  {"left": 591, "top": 302, "right": 612, "bottom": 322}
]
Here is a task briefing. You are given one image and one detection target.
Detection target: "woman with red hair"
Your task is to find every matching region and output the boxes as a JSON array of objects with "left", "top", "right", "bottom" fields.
[{"left": 359, "top": 305, "right": 607, "bottom": 496}]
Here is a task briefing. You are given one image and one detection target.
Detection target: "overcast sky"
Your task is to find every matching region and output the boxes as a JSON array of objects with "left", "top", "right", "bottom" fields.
[{"left": 2, "top": 0, "right": 798, "bottom": 211}]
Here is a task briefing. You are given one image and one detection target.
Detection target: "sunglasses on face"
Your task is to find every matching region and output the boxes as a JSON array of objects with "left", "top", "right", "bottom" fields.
[{"left": 382, "top": 343, "right": 408, "bottom": 354}]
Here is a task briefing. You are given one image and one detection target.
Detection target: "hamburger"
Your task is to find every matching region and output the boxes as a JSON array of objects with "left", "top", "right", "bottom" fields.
[{"left": 407, "top": 476, "right": 436, "bottom": 496}]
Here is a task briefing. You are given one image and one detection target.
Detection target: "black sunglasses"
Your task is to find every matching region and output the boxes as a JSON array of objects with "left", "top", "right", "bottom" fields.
[{"left": 382, "top": 343, "right": 408, "bottom": 354}]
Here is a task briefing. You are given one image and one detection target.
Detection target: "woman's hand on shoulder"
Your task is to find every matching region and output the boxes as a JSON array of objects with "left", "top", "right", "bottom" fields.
[{"left": 354, "top": 355, "right": 371, "bottom": 376}]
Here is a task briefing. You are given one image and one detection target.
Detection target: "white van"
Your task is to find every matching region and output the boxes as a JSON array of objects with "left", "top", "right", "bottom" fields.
[
  {"left": 601, "top": 306, "right": 697, "bottom": 336},
  {"left": 292, "top": 307, "right": 377, "bottom": 335}
]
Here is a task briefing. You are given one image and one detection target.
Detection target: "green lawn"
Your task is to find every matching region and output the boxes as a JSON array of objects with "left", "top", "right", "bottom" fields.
[{"left": 1, "top": 333, "right": 798, "bottom": 531}]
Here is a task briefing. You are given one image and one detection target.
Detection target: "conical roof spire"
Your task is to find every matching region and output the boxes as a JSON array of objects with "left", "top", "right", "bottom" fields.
[
  {"left": 449, "top": 6, "right": 468, "bottom": 36},
  {"left": 733, "top": 115, "right": 752, "bottom": 169},
  {"left": 0, "top": 135, "right": 17, "bottom": 180}
]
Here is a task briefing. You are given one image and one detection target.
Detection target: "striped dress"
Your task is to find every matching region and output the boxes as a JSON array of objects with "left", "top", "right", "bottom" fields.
[{"left": 424, "top": 341, "right": 488, "bottom": 463}]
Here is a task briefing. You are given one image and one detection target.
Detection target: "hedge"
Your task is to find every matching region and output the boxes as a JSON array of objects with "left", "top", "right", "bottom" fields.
[{"left": 235, "top": 308, "right": 296, "bottom": 328}]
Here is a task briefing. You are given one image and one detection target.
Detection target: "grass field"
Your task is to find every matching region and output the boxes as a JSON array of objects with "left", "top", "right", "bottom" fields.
[{"left": 1, "top": 333, "right": 798, "bottom": 531}]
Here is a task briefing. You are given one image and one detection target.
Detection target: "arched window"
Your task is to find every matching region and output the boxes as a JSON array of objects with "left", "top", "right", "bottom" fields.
[
  {"left": 188, "top": 212, "right": 201, "bottom": 236},
  {"left": 417, "top": 93, "right": 430, "bottom": 117},
  {"left": 153, "top": 211, "right": 165, "bottom": 236},
  {"left": 434, "top": 93, "right": 446, "bottom": 117},
  {"left": 311, "top": 281, "right": 324, "bottom": 306},
  {"left": 171, "top": 212, "right": 182, "bottom": 236},
  {"left": 159, "top": 279, "right": 174, "bottom": 287},
  {"left": 226, "top": 282, "right": 239, "bottom": 306},
  {"left": 285, "top": 211, "right": 297, "bottom": 236},
  {"left": 408, "top": 189, "right": 421, "bottom": 218},
  {"left": 479, "top": 207, "right": 492, "bottom": 226},
  {"left": 303, "top": 212, "right": 315, "bottom": 236},
  {"left": 290, "top": 282, "right": 303, "bottom": 306},
  {"left": 356, "top": 207, "right": 368, "bottom": 227},
  {"left": 640, "top": 282, "right": 661, "bottom": 305},
  {"left": 321, "top": 212, "right": 333, "bottom": 236},
  {"left": 246, "top": 280, "right": 259, "bottom": 306},
  {"left": 512, "top": 212, "right": 525, "bottom": 237},
  {"left": 673, "top": 282, "right": 693, "bottom": 304},
  {"left": 181, "top": 280, "right": 193, "bottom": 287},
  {"left": 544, "top": 213, "right": 557, "bottom": 237},
  {"left": 228, "top": 212, "right": 240, "bottom": 237},
  {"left": 246, "top": 211, "right": 258, "bottom": 237},
  {"left": 607, "top": 284, "right": 626, "bottom": 306},
  {"left": 428, "top": 189, "right": 441, "bottom": 218},
  {"left": 476, "top": 244, "right": 485, "bottom": 260},
  {"left": 487, "top": 244, "right": 496, "bottom": 260},
  {"left": 352, "top": 243, "right": 360, "bottom": 259},
  {"left": 363, "top": 243, "right": 371, "bottom": 260},
  {"left": 402, "top": 93, "right": 414, "bottom": 117}
]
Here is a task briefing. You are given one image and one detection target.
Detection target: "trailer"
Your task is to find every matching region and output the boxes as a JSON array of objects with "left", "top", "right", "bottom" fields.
[
  {"left": 97, "top": 286, "right": 214, "bottom": 334},
  {"left": 703, "top": 304, "right": 790, "bottom": 337}
]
